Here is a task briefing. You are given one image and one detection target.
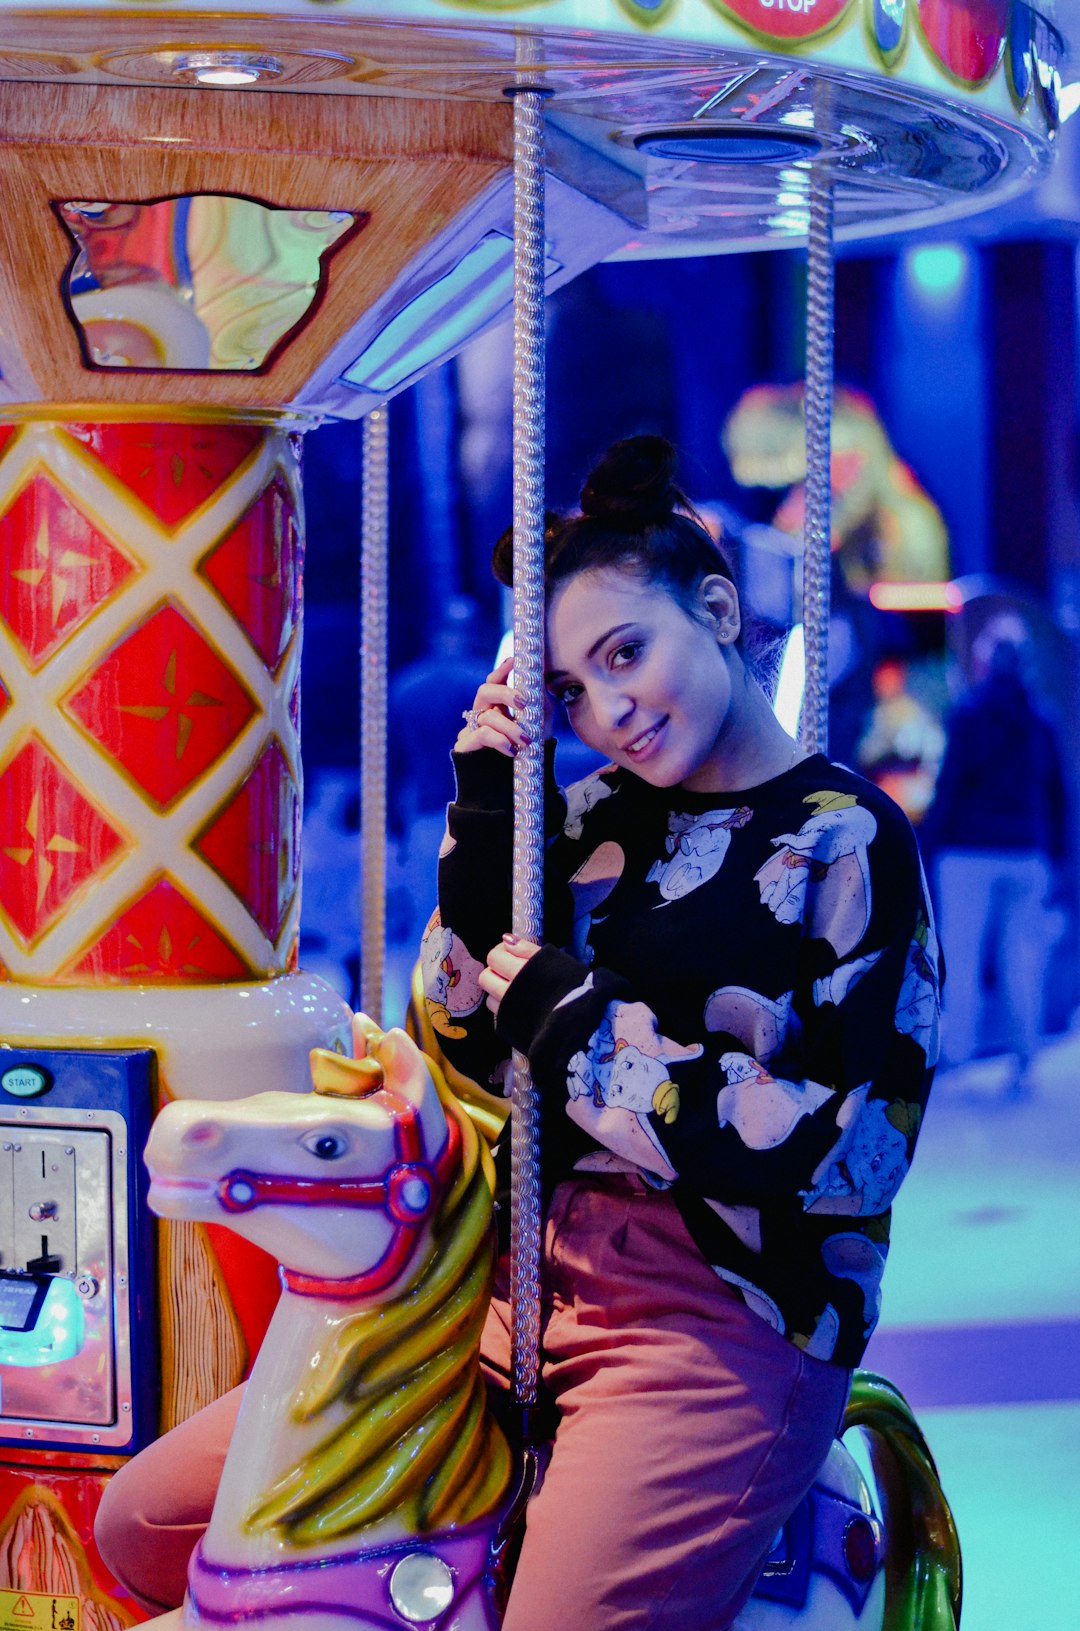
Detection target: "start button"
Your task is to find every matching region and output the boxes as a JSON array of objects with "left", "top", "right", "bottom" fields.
[{"left": 1, "top": 1065, "right": 51, "bottom": 1099}]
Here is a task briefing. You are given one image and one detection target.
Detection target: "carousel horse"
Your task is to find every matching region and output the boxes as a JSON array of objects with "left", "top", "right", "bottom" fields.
[
  {"left": 140, "top": 1016, "right": 960, "bottom": 1631},
  {"left": 141, "top": 1018, "right": 513, "bottom": 1631}
]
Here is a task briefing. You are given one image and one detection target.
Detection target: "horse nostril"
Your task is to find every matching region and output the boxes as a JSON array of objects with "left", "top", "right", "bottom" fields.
[{"left": 184, "top": 1119, "right": 223, "bottom": 1149}]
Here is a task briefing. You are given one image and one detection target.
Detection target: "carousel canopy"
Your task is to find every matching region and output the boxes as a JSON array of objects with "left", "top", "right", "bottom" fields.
[{"left": 0, "top": 0, "right": 1063, "bottom": 419}]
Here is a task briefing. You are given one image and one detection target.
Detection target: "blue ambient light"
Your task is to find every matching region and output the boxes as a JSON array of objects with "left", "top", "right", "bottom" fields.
[{"left": 343, "top": 232, "right": 561, "bottom": 397}]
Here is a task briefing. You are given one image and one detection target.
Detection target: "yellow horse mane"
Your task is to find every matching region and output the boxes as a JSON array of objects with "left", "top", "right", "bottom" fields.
[{"left": 245, "top": 1040, "right": 512, "bottom": 1545}]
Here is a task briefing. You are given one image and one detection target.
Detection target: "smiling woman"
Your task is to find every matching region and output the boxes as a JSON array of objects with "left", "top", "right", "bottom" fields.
[
  {"left": 544, "top": 569, "right": 789, "bottom": 792},
  {"left": 425, "top": 435, "right": 942, "bottom": 1631}
]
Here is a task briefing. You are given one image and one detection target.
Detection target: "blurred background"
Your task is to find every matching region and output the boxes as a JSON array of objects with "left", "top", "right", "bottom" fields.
[{"left": 297, "top": 92, "right": 1080, "bottom": 1631}]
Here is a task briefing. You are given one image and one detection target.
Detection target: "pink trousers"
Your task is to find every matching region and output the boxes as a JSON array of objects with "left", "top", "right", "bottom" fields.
[{"left": 96, "top": 1176, "right": 849, "bottom": 1631}]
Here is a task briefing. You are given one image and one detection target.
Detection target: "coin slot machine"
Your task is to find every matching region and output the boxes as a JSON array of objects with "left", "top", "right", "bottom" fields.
[
  {"left": 0, "top": 1048, "right": 158, "bottom": 1621},
  {"left": 0, "top": 1049, "right": 157, "bottom": 1451}
]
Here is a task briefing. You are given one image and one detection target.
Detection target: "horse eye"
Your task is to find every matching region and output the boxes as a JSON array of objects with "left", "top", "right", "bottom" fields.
[{"left": 304, "top": 1131, "right": 347, "bottom": 1160}]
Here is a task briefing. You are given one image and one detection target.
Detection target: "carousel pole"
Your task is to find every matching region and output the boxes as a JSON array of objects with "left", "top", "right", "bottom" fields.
[
  {"left": 359, "top": 404, "right": 390, "bottom": 1027},
  {"left": 507, "top": 64, "right": 548, "bottom": 1427},
  {"left": 800, "top": 151, "right": 836, "bottom": 757}
]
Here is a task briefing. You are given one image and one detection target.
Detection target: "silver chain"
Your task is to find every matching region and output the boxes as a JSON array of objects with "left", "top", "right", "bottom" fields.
[
  {"left": 359, "top": 404, "right": 390, "bottom": 1026},
  {"left": 801, "top": 154, "right": 835, "bottom": 757},
  {"left": 509, "top": 81, "right": 547, "bottom": 1415}
]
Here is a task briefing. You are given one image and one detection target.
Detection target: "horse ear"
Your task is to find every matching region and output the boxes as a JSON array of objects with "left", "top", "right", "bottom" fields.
[
  {"left": 352, "top": 1012, "right": 384, "bottom": 1057},
  {"left": 374, "top": 1028, "right": 448, "bottom": 1155},
  {"left": 310, "top": 1049, "right": 383, "bottom": 1098}
]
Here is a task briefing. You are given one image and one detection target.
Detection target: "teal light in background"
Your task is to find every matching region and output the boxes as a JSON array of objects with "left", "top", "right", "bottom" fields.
[
  {"left": 906, "top": 244, "right": 969, "bottom": 299},
  {"left": 885, "top": 235, "right": 986, "bottom": 578}
]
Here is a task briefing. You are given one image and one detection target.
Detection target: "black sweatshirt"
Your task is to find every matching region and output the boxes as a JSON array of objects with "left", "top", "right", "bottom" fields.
[{"left": 421, "top": 745, "right": 940, "bottom": 1368}]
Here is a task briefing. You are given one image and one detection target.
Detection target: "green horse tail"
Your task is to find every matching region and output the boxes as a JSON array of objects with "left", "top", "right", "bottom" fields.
[{"left": 845, "top": 1371, "right": 963, "bottom": 1631}]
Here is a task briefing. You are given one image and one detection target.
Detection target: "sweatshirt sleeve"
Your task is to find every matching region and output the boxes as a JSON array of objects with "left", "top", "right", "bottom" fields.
[
  {"left": 495, "top": 798, "right": 939, "bottom": 1215},
  {"left": 419, "top": 743, "right": 566, "bottom": 1097}
]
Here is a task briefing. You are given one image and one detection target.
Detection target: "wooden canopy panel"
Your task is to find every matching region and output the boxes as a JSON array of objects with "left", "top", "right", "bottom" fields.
[{"left": 0, "top": 81, "right": 511, "bottom": 413}]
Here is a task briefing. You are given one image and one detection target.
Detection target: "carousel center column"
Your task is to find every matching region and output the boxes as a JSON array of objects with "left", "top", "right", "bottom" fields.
[{"left": 0, "top": 412, "right": 350, "bottom": 1625}]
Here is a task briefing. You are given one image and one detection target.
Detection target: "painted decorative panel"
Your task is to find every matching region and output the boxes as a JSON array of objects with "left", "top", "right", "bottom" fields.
[
  {"left": 195, "top": 739, "right": 300, "bottom": 944},
  {"left": 916, "top": 0, "right": 1010, "bottom": 86},
  {"left": 0, "top": 1474, "right": 138, "bottom": 1631},
  {"left": 0, "top": 473, "right": 137, "bottom": 668},
  {"left": 0, "top": 420, "right": 304, "bottom": 984},
  {"left": 65, "top": 601, "right": 258, "bottom": 811},
  {"left": 870, "top": 0, "right": 906, "bottom": 61},
  {"left": 0, "top": 736, "right": 125, "bottom": 945},
  {"left": 199, "top": 476, "right": 302, "bottom": 673},
  {"left": 68, "top": 873, "right": 252, "bottom": 983},
  {"left": 64, "top": 422, "right": 263, "bottom": 530},
  {"left": 709, "top": 0, "right": 855, "bottom": 44}
]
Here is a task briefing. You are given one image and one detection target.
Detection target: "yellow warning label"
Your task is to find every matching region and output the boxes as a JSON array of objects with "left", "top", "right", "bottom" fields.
[{"left": 0, "top": 1590, "right": 79, "bottom": 1631}]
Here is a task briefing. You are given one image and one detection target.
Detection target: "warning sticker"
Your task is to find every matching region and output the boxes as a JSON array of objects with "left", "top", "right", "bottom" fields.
[{"left": 0, "top": 1590, "right": 79, "bottom": 1631}]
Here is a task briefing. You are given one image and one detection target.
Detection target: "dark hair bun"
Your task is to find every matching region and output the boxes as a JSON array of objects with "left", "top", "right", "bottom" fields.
[
  {"left": 491, "top": 510, "right": 566, "bottom": 588},
  {"left": 580, "top": 435, "right": 681, "bottom": 530}
]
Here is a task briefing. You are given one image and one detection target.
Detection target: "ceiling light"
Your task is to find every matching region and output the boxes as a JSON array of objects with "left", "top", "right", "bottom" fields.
[
  {"left": 635, "top": 127, "right": 822, "bottom": 165},
  {"left": 173, "top": 52, "right": 283, "bottom": 88}
]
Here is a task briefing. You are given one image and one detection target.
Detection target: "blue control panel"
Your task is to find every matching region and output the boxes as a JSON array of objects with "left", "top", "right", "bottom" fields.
[{"left": 0, "top": 1046, "right": 158, "bottom": 1455}]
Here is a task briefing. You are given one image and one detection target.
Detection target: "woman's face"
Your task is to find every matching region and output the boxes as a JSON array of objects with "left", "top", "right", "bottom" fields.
[{"left": 545, "top": 566, "right": 740, "bottom": 790}]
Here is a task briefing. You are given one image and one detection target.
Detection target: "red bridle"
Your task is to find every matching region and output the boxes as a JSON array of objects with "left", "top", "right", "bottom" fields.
[{"left": 215, "top": 1087, "right": 461, "bottom": 1300}]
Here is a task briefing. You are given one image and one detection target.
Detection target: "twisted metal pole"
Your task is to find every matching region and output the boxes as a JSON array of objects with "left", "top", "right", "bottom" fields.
[
  {"left": 507, "top": 78, "right": 548, "bottom": 1421},
  {"left": 800, "top": 158, "right": 835, "bottom": 757},
  {"left": 359, "top": 404, "right": 390, "bottom": 1026}
]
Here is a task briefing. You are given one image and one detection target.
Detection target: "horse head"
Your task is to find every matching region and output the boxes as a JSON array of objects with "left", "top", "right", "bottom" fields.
[{"left": 145, "top": 1017, "right": 457, "bottom": 1292}]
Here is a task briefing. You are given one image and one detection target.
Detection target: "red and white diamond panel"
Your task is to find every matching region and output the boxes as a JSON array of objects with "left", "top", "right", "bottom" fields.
[
  {"left": 199, "top": 475, "right": 303, "bottom": 675},
  {"left": 195, "top": 738, "right": 300, "bottom": 944},
  {"left": 0, "top": 472, "right": 138, "bottom": 670},
  {"left": 0, "top": 420, "right": 305, "bottom": 984},
  {"left": 69, "top": 874, "right": 253, "bottom": 984},
  {"left": 65, "top": 601, "right": 258, "bottom": 812},
  {"left": 0, "top": 735, "right": 125, "bottom": 947}
]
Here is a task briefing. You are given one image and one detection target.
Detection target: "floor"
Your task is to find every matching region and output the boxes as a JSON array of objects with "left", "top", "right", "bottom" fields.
[{"left": 862, "top": 1037, "right": 1080, "bottom": 1630}]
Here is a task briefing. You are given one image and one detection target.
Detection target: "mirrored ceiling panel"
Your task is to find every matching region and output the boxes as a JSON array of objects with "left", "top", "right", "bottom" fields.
[
  {"left": 341, "top": 230, "right": 562, "bottom": 398},
  {"left": 57, "top": 195, "right": 363, "bottom": 373}
]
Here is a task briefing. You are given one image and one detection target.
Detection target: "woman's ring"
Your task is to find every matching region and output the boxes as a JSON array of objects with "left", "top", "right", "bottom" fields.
[{"left": 462, "top": 708, "right": 482, "bottom": 732}]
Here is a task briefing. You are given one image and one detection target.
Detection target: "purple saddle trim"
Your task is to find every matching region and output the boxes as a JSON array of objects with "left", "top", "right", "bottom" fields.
[
  {"left": 752, "top": 1484, "right": 884, "bottom": 1616},
  {"left": 188, "top": 1525, "right": 500, "bottom": 1629}
]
